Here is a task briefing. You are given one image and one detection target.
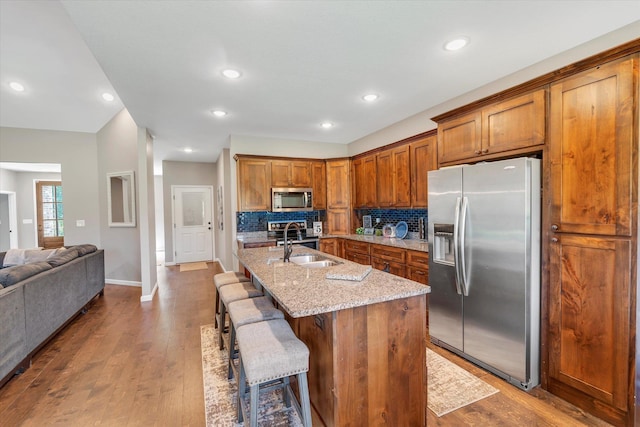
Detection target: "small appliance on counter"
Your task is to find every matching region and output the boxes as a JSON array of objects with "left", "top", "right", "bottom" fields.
[{"left": 382, "top": 224, "right": 396, "bottom": 238}]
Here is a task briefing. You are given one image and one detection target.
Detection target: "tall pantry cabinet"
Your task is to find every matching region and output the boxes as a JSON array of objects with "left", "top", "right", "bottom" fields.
[{"left": 547, "top": 55, "right": 637, "bottom": 427}]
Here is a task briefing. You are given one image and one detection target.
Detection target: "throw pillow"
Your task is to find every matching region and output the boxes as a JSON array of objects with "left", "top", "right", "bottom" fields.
[
  {"left": 46, "top": 249, "right": 79, "bottom": 267},
  {"left": 0, "top": 262, "right": 52, "bottom": 287}
]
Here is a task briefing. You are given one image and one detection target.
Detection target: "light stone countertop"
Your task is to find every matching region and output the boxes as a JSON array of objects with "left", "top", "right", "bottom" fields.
[{"left": 235, "top": 245, "right": 430, "bottom": 318}]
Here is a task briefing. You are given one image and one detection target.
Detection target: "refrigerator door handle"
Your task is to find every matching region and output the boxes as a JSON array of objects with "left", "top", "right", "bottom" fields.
[
  {"left": 453, "top": 197, "right": 463, "bottom": 295},
  {"left": 459, "top": 196, "right": 470, "bottom": 296}
]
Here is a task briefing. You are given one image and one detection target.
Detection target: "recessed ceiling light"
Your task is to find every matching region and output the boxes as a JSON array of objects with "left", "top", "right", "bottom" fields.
[
  {"left": 222, "top": 69, "right": 241, "bottom": 79},
  {"left": 9, "top": 81, "right": 25, "bottom": 92},
  {"left": 444, "top": 37, "right": 469, "bottom": 51},
  {"left": 212, "top": 110, "right": 227, "bottom": 117},
  {"left": 362, "top": 93, "right": 379, "bottom": 102},
  {"left": 102, "top": 92, "right": 115, "bottom": 101},
  {"left": 320, "top": 122, "right": 334, "bottom": 129},
  {"left": 184, "top": 148, "right": 193, "bottom": 153}
]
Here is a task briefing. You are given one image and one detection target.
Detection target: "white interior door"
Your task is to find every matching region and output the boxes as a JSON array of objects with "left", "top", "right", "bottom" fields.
[{"left": 172, "top": 186, "right": 213, "bottom": 263}]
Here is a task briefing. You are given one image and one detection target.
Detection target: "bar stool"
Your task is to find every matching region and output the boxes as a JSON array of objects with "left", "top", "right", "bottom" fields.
[
  {"left": 213, "top": 272, "right": 250, "bottom": 329},
  {"left": 236, "top": 319, "right": 312, "bottom": 427},
  {"left": 226, "top": 296, "right": 284, "bottom": 379},
  {"left": 218, "top": 282, "right": 262, "bottom": 350}
]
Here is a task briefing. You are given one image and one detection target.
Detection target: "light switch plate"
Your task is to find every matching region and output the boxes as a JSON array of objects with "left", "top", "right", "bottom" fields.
[{"left": 76, "top": 220, "right": 85, "bottom": 227}]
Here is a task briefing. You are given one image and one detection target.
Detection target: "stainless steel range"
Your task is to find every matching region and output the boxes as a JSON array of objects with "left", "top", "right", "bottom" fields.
[{"left": 267, "top": 220, "right": 319, "bottom": 250}]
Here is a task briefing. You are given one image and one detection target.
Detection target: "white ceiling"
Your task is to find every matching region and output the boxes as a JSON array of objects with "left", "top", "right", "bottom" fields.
[{"left": 1, "top": 1, "right": 639, "bottom": 175}]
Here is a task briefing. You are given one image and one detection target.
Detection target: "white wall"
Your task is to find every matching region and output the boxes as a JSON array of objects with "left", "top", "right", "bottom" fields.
[
  {"left": 349, "top": 21, "right": 640, "bottom": 156},
  {"left": 0, "top": 127, "right": 101, "bottom": 246},
  {"left": 96, "top": 109, "right": 141, "bottom": 285},
  {"left": 154, "top": 175, "right": 165, "bottom": 251},
  {"left": 137, "top": 128, "right": 157, "bottom": 300},
  {"left": 215, "top": 148, "right": 234, "bottom": 271}
]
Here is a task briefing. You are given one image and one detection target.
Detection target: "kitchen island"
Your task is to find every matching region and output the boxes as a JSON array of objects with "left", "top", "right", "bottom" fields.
[{"left": 235, "top": 245, "right": 430, "bottom": 426}]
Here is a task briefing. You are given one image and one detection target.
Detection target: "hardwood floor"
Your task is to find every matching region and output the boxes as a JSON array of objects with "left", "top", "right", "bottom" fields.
[{"left": 0, "top": 261, "right": 612, "bottom": 426}]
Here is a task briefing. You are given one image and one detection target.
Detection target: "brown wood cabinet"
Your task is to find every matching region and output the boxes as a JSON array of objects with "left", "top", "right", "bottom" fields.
[
  {"left": 351, "top": 155, "right": 376, "bottom": 208},
  {"left": 236, "top": 157, "right": 272, "bottom": 211},
  {"left": 344, "top": 240, "right": 370, "bottom": 265},
  {"left": 437, "top": 89, "right": 546, "bottom": 166},
  {"left": 271, "top": 160, "right": 312, "bottom": 188},
  {"left": 547, "top": 56, "right": 637, "bottom": 427},
  {"left": 319, "top": 237, "right": 339, "bottom": 257},
  {"left": 376, "top": 145, "right": 410, "bottom": 207},
  {"left": 370, "top": 243, "right": 406, "bottom": 277},
  {"left": 406, "top": 250, "right": 429, "bottom": 285},
  {"left": 312, "top": 161, "right": 327, "bottom": 209},
  {"left": 410, "top": 134, "right": 437, "bottom": 208},
  {"left": 326, "top": 159, "right": 351, "bottom": 234}
]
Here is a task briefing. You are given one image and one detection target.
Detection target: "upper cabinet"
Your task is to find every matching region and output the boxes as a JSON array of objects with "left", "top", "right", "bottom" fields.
[
  {"left": 377, "top": 145, "right": 410, "bottom": 207},
  {"left": 437, "top": 89, "right": 546, "bottom": 166},
  {"left": 410, "top": 134, "right": 437, "bottom": 208},
  {"left": 326, "top": 159, "right": 351, "bottom": 234},
  {"left": 311, "top": 161, "right": 327, "bottom": 210},
  {"left": 236, "top": 157, "right": 272, "bottom": 211},
  {"left": 271, "top": 160, "right": 312, "bottom": 188},
  {"left": 352, "top": 155, "right": 377, "bottom": 208},
  {"left": 549, "top": 57, "right": 634, "bottom": 237}
]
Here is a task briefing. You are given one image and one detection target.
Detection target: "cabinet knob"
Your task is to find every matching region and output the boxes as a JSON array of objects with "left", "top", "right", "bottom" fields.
[
  {"left": 474, "top": 150, "right": 481, "bottom": 155},
  {"left": 551, "top": 237, "right": 559, "bottom": 243},
  {"left": 551, "top": 224, "right": 559, "bottom": 231},
  {"left": 482, "top": 148, "right": 489, "bottom": 154}
]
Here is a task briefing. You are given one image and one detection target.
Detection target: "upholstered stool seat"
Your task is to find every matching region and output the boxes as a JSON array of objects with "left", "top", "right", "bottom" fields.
[
  {"left": 236, "top": 319, "right": 312, "bottom": 427},
  {"left": 213, "top": 272, "right": 250, "bottom": 329},
  {"left": 218, "top": 282, "right": 262, "bottom": 349},
  {"left": 226, "top": 296, "right": 284, "bottom": 378}
]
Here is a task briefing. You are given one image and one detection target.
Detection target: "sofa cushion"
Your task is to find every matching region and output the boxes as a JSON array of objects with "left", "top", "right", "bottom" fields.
[
  {"left": 71, "top": 244, "right": 97, "bottom": 256},
  {"left": 46, "top": 249, "right": 79, "bottom": 268},
  {"left": 0, "top": 262, "right": 52, "bottom": 287}
]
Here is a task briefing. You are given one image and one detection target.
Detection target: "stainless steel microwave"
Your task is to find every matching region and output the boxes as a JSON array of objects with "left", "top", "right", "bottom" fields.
[{"left": 272, "top": 187, "right": 313, "bottom": 212}]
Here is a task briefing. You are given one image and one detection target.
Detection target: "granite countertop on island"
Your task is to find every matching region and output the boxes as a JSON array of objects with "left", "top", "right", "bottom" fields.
[{"left": 235, "top": 245, "right": 430, "bottom": 318}]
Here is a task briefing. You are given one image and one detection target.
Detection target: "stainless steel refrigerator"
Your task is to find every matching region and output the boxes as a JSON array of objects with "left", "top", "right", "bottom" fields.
[{"left": 428, "top": 157, "right": 541, "bottom": 391}]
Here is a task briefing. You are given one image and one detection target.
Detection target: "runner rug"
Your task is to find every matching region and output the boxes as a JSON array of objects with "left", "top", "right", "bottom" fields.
[
  {"left": 201, "top": 324, "right": 499, "bottom": 425},
  {"left": 179, "top": 261, "right": 208, "bottom": 272}
]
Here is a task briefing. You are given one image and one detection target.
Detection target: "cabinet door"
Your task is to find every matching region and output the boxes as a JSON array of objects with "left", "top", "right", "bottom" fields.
[
  {"left": 319, "top": 238, "right": 338, "bottom": 256},
  {"left": 392, "top": 145, "right": 411, "bottom": 207},
  {"left": 346, "top": 251, "right": 371, "bottom": 265},
  {"left": 481, "top": 89, "right": 546, "bottom": 156},
  {"left": 351, "top": 157, "right": 366, "bottom": 208},
  {"left": 290, "top": 161, "right": 312, "bottom": 187},
  {"left": 410, "top": 135, "right": 437, "bottom": 208},
  {"left": 376, "top": 150, "right": 393, "bottom": 207},
  {"left": 437, "top": 111, "right": 482, "bottom": 164},
  {"left": 549, "top": 57, "right": 634, "bottom": 237},
  {"left": 312, "top": 161, "right": 327, "bottom": 209},
  {"left": 237, "top": 158, "right": 271, "bottom": 211},
  {"left": 548, "top": 234, "right": 631, "bottom": 418},
  {"left": 326, "top": 208, "right": 350, "bottom": 235},
  {"left": 326, "top": 159, "right": 350, "bottom": 209},
  {"left": 353, "top": 155, "right": 377, "bottom": 208},
  {"left": 271, "top": 160, "right": 291, "bottom": 187},
  {"left": 371, "top": 257, "right": 406, "bottom": 277}
]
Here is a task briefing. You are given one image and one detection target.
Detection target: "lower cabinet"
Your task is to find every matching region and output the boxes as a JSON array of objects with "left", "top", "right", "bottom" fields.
[
  {"left": 344, "top": 240, "right": 370, "bottom": 265},
  {"left": 319, "top": 238, "right": 340, "bottom": 257},
  {"left": 406, "top": 250, "right": 429, "bottom": 285},
  {"left": 370, "top": 244, "right": 406, "bottom": 277},
  {"left": 548, "top": 234, "right": 632, "bottom": 426}
]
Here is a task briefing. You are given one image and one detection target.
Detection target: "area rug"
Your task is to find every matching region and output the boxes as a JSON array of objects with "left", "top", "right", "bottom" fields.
[
  {"left": 180, "top": 261, "right": 208, "bottom": 272},
  {"left": 427, "top": 348, "right": 500, "bottom": 416},
  {"left": 200, "top": 324, "right": 303, "bottom": 427}
]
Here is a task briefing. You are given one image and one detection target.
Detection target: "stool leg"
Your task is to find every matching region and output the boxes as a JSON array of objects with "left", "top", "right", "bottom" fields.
[
  {"left": 250, "top": 384, "right": 259, "bottom": 427},
  {"left": 228, "top": 323, "right": 236, "bottom": 379},
  {"left": 219, "top": 301, "right": 227, "bottom": 350},
  {"left": 238, "top": 358, "right": 246, "bottom": 423},
  {"left": 214, "top": 287, "right": 220, "bottom": 329},
  {"left": 297, "top": 372, "right": 312, "bottom": 427},
  {"left": 283, "top": 376, "right": 291, "bottom": 407}
]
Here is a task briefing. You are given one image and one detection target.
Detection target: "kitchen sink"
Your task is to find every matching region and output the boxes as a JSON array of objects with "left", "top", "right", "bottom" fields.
[{"left": 266, "top": 253, "right": 342, "bottom": 268}]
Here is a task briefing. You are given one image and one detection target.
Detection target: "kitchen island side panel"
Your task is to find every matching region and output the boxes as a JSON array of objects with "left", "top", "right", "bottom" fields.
[{"left": 299, "top": 295, "right": 427, "bottom": 427}]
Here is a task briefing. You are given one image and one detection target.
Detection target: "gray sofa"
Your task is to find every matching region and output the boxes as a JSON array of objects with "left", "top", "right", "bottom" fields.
[{"left": 0, "top": 245, "right": 105, "bottom": 388}]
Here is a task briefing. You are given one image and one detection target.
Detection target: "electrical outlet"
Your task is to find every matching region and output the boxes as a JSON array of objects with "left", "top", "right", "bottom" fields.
[{"left": 375, "top": 218, "right": 380, "bottom": 224}]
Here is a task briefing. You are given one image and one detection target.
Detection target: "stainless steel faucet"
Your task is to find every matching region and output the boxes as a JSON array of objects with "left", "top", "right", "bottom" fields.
[{"left": 283, "top": 221, "right": 303, "bottom": 262}]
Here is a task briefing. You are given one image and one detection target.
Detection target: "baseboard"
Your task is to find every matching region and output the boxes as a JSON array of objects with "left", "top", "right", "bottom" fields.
[
  {"left": 215, "top": 257, "right": 228, "bottom": 272},
  {"left": 140, "top": 282, "right": 158, "bottom": 303},
  {"left": 106, "top": 279, "right": 142, "bottom": 287},
  {"left": 164, "top": 261, "right": 176, "bottom": 266}
]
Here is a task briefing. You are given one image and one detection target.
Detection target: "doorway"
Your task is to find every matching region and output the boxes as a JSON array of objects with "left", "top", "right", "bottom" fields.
[
  {"left": 36, "top": 181, "right": 64, "bottom": 249},
  {"left": 171, "top": 185, "right": 214, "bottom": 264}
]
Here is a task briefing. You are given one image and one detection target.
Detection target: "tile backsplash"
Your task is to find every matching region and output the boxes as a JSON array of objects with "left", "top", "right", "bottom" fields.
[
  {"left": 237, "top": 210, "right": 325, "bottom": 232},
  {"left": 355, "top": 208, "right": 428, "bottom": 235},
  {"left": 237, "top": 208, "right": 428, "bottom": 237}
]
